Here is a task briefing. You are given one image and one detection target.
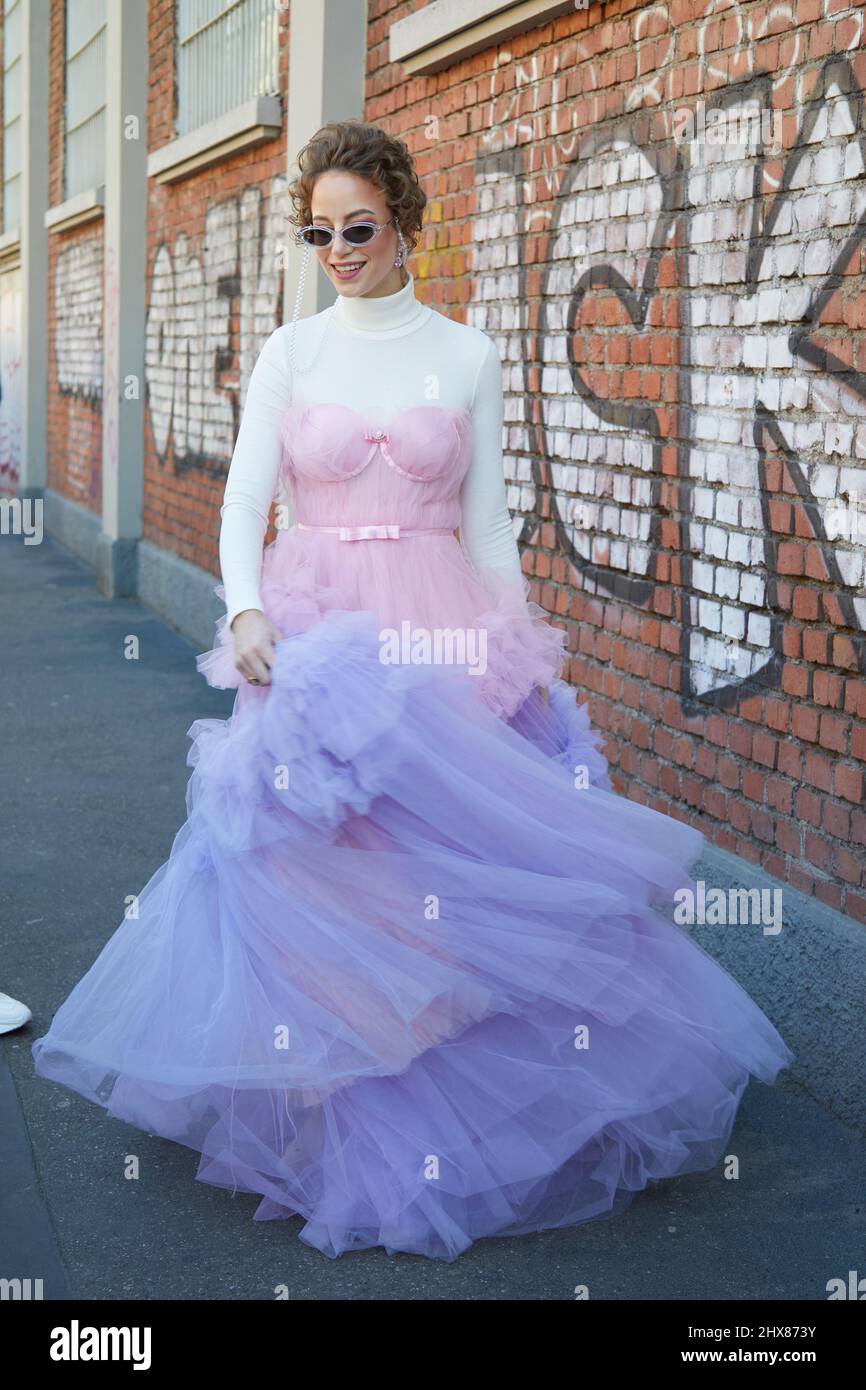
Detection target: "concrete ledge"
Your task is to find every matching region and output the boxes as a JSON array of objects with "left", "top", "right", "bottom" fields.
[
  {"left": 44, "top": 489, "right": 139, "bottom": 599},
  {"left": 137, "top": 539, "right": 223, "bottom": 653},
  {"left": 44, "top": 187, "right": 105, "bottom": 233},
  {"left": 42, "top": 488, "right": 222, "bottom": 651},
  {"left": 390, "top": 0, "right": 581, "bottom": 75},
  {"left": 43, "top": 487, "right": 101, "bottom": 570},
  {"left": 147, "top": 96, "right": 282, "bottom": 185},
  {"left": 95, "top": 533, "right": 138, "bottom": 600}
]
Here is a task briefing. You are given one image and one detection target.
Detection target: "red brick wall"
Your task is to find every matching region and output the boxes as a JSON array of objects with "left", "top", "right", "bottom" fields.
[
  {"left": 46, "top": 0, "right": 103, "bottom": 511},
  {"left": 142, "top": 0, "right": 290, "bottom": 582},
  {"left": 365, "top": 0, "right": 866, "bottom": 915}
]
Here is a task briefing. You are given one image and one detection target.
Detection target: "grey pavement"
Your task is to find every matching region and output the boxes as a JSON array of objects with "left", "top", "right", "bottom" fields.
[{"left": 1, "top": 530, "right": 863, "bottom": 1301}]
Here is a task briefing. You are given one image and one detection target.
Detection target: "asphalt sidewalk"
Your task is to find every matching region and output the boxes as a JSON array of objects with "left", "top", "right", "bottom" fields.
[{"left": 1, "top": 530, "right": 863, "bottom": 1300}]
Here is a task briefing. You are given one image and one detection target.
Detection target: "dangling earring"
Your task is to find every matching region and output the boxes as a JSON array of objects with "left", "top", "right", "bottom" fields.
[{"left": 394, "top": 226, "right": 408, "bottom": 268}]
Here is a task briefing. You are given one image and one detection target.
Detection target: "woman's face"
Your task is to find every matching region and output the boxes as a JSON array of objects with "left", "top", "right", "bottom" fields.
[{"left": 308, "top": 170, "right": 406, "bottom": 300}]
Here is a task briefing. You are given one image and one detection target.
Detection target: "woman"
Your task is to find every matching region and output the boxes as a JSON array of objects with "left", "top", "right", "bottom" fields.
[{"left": 32, "top": 120, "right": 793, "bottom": 1262}]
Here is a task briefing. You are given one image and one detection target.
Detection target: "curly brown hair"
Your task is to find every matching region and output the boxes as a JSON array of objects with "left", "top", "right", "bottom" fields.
[{"left": 287, "top": 120, "right": 426, "bottom": 253}]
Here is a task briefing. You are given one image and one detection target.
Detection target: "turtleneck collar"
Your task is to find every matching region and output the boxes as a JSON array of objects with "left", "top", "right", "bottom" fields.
[{"left": 332, "top": 268, "right": 431, "bottom": 338}]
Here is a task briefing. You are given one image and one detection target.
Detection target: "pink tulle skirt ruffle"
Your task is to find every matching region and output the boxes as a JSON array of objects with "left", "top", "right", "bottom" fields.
[{"left": 196, "top": 527, "right": 568, "bottom": 721}]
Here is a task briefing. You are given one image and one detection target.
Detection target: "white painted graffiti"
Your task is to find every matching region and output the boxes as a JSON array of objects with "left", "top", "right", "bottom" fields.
[
  {"left": 145, "top": 175, "right": 287, "bottom": 470},
  {"left": 55, "top": 237, "right": 103, "bottom": 401},
  {"left": 469, "top": 6, "right": 866, "bottom": 707}
]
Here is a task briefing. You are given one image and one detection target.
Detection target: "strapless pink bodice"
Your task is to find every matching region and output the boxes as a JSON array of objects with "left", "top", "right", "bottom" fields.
[
  {"left": 280, "top": 403, "right": 473, "bottom": 532},
  {"left": 198, "top": 400, "right": 568, "bottom": 718}
]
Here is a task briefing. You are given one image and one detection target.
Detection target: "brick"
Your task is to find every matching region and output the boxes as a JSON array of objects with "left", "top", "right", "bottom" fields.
[
  {"left": 805, "top": 831, "right": 834, "bottom": 872},
  {"left": 822, "top": 800, "right": 850, "bottom": 841},
  {"left": 835, "top": 846, "right": 864, "bottom": 886},
  {"left": 818, "top": 714, "right": 848, "bottom": 754},
  {"left": 834, "top": 764, "right": 863, "bottom": 805}
]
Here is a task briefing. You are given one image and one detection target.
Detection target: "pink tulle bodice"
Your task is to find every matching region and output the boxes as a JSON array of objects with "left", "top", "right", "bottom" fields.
[
  {"left": 197, "top": 399, "right": 573, "bottom": 717},
  {"left": 279, "top": 402, "right": 473, "bottom": 531}
]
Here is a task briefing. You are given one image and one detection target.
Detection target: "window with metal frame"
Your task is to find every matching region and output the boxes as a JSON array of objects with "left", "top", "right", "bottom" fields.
[
  {"left": 176, "top": 0, "right": 280, "bottom": 139},
  {"left": 65, "top": 0, "right": 107, "bottom": 199},
  {"left": 2, "top": 0, "right": 22, "bottom": 232}
]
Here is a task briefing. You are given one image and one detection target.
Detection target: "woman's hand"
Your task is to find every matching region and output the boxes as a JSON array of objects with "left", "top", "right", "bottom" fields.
[
  {"left": 230, "top": 609, "right": 283, "bottom": 686},
  {"left": 540, "top": 686, "right": 550, "bottom": 705}
]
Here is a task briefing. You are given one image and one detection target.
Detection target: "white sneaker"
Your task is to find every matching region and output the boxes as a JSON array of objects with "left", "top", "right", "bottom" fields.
[{"left": 0, "top": 992, "right": 32, "bottom": 1034}]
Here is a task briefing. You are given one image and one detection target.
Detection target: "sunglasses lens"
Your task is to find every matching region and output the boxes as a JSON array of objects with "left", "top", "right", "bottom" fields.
[
  {"left": 343, "top": 224, "right": 377, "bottom": 245},
  {"left": 301, "top": 227, "right": 333, "bottom": 247}
]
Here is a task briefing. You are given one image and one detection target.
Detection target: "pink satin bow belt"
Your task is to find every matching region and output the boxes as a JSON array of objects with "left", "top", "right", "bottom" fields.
[{"left": 296, "top": 522, "right": 453, "bottom": 542}]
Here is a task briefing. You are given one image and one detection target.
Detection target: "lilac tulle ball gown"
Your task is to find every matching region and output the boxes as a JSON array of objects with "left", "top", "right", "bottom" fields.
[{"left": 32, "top": 399, "right": 794, "bottom": 1262}]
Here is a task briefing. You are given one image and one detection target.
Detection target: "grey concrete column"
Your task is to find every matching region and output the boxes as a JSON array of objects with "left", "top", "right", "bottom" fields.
[
  {"left": 285, "top": 0, "right": 367, "bottom": 321},
  {"left": 18, "top": 0, "right": 50, "bottom": 498},
  {"left": 98, "top": 0, "right": 148, "bottom": 598}
]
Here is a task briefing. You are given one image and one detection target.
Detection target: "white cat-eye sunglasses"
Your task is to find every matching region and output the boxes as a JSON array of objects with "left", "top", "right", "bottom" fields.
[{"left": 294, "top": 217, "right": 394, "bottom": 250}]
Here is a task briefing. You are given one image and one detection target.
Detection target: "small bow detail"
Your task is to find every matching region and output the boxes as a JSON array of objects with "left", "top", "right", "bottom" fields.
[{"left": 338, "top": 524, "right": 401, "bottom": 541}]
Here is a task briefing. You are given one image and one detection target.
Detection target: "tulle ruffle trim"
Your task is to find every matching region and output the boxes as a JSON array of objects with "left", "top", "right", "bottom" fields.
[
  {"left": 467, "top": 567, "right": 566, "bottom": 720},
  {"left": 196, "top": 553, "right": 567, "bottom": 722},
  {"left": 194, "top": 546, "right": 348, "bottom": 692},
  {"left": 189, "top": 606, "right": 609, "bottom": 848},
  {"left": 188, "top": 610, "right": 426, "bottom": 843}
]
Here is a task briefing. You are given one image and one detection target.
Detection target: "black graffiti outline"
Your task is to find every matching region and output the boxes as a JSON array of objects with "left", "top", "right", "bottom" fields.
[
  {"left": 687, "top": 57, "right": 866, "bottom": 711},
  {"left": 750, "top": 55, "right": 866, "bottom": 705},
  {"left": 555, "top": 121, "right": 680, "bottom": 608},
  {"left": 492, "top": 54, "right": 866, "bottom": 712}
]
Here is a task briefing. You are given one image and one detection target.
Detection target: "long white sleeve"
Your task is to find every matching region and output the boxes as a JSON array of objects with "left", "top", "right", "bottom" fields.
[
  {"left": 458, "top": 336, "right": 525, "bottom": 588},
  {"left": 219, "top": 327, "right": 295, "bottom": 630}
]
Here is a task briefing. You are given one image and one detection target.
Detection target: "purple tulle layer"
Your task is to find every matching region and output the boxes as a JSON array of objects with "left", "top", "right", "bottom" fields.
[{"left": 32, "top": 611, "right": 793, "bottom": 1260}]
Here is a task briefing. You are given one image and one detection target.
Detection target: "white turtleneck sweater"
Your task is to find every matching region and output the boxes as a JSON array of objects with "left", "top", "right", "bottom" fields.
[{"left": 218, "top": 268, "right": 525, "bottom": 630}]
